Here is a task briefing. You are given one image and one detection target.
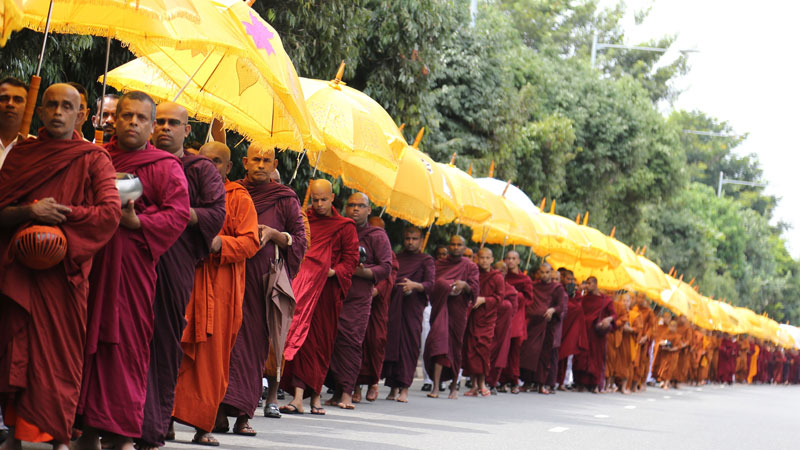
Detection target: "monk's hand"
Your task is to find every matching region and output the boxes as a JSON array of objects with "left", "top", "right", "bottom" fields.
[
  {"left": 473, "top": 296, "right": 486, "bottom": 310},
  {"left": 639, "top": 336, "right": 649, "bottom": 345},
  {"left": 623, "top": 323, "right": 635, "bottom": 333},
  {"left": 258, "top": 224, "right": 270, "bottom": 249},
  {"left": 188, "top": 208, "right": 199, "bottom": 226},
  {"left": 399, "top": 278, "right": 421, "bottom": 295},
  {"left": 328, "top": 268, "right": 336, "bottom": 278},
  {"left": 355, "top": 264, "right": 374, "bottom": 279},
  {"left": 544, "top": 307, "right": 556, "bottom": 322},
  {"left": 210, "top": 236, "right": 222, "bottom": 254},
  {"left": 120, "top": 200, "right": 141, "bottom": 230},
  {"left": 372, "top": 288, "right": 379, "bottom": 297},
  {"left": 450, "top": 280, "right": 466, "bottom": 296},
  {"left": 30, "top": 197, "right": 72, "bottom": 224}
]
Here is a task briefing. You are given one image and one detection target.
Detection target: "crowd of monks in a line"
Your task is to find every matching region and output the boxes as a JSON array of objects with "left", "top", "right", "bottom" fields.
[{"left": 1, "top": 78, "right": 799, "bottom": 450}]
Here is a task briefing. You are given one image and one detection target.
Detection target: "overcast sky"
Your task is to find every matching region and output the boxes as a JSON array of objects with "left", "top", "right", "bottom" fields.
[{"left": 603, "top": 0, "right": 799, "bottom": 258}]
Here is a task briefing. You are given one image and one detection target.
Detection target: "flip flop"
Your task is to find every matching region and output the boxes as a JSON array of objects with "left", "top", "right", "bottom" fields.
[
  {"left": 479, "top": 388, "right": 491, "bottom": 397},
  {"left": 192, "top": 433, "right": 220, "bottom": 447},
  {"left": 396, "top": 397, "right": 408, "bottom": 403},
  {"left": 463, "top": 390, "right": 478, "bottom": 397},
  {"left": 279, "top": 404, "right": 303, "bottom": 415},
  {"left": 310, "top": 406, "right": 326, "bottom": 415},
  {"left": 233, "top": 424, "right": 257, "bottom": 436}
]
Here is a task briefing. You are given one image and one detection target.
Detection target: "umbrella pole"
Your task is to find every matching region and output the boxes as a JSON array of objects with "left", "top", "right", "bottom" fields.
[
  {"left": 480, "top": 227, "right": 488, "bottom": 248},
  {"left": 310, "top": 148, "right": 322, "bottom": 177},
  {"left": 289, "top": 150, "right": 307, "bottom": 185},
  {"left": 19, "top": 0, "right": 55, "bottom": 135},
  {"left": 172, "top": 52, "right": 214, "bottom": 102},
  {"left": 422, "top": 222, "right": 434, "bottom": 252},
  {"left": 524, "top": 247, "right": 533, "bottom": 271},
  {"left": 501, "top": 236, "right": 508, "bottom": 260},
  {"left": 379, "top": 206, "right": 386, "bottom": 218},
  {"left": 456, "top": 223, "right": 461, "bottom": 235},
  {"left": 94, "top": 34, "right": 112, "bottom": 143}
]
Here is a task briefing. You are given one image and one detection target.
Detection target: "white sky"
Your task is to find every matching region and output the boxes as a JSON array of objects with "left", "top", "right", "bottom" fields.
[{"left": 605, "top": 0, "right": 800, "bottom": 258}]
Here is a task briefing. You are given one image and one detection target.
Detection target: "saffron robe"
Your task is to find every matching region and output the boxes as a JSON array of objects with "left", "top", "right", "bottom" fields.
[
  {"left": 605, "top": 299, "right": 631, "bottom": 380},
  {"left": 357, "top": 252, "right": 399, "bottom": 387},
  {"left": 281, "top": 207, "right": 359, "bottom": 395},
  {"left": 0, "top": 130, "right": 120, "bottom": 444},
  {"left": 172, "top": 181, "right": 259, "bottom": 432},
  {"left": 140, "top": 154, "right": 225, "bottom": 446},
  {"left": 327, "top": 224, "right": 393, "bottom": 394},
  {"left": 79, "top": 138, "right": 190, "bottom": 438},
  {"left": 423, "top": 256, "right": 480, "bottom": 383},
  {"left": 381, "top": 251, "right": 435, "bottom": 389},
  {"left": 462, "top": 269, "right": 503, "bottom": 376}
]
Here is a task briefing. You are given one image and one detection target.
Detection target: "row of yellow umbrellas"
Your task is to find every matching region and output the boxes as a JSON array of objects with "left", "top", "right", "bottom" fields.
[{"left": 2, "top": 2, "right": 796, "bottom": 348}]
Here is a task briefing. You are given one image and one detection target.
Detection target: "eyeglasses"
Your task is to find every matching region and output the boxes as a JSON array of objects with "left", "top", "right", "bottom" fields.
[
  {"left": 155, "top": 118, "right": 186, "bottom": 127},
  {"left": 346, "top": 203, "right": 369, "bottom": 208}
]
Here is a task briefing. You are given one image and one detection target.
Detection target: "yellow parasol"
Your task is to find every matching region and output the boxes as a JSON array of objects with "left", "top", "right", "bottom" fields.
[
  {"left": 435, "top": 161, "right": 492, "bottom": 225},
  {"left": 565, "top": 239, "right": 644, "bottom": 291},
  {"left": 659, "top": 275, "right": 694, "bottom": 320},
  {"left": 1, "top": 0, "right": 22, "bottom": 46},
  {"left": 467, "top": 190, "right": 538, "bottom": 248},
  {"left": 536, "top": 211, "right": 590, "bottom": 267}
]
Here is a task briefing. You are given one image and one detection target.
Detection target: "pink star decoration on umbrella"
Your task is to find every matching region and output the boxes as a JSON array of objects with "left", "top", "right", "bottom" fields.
[{"left": 243, "top": 11, "right": 275, "bottom": 55}]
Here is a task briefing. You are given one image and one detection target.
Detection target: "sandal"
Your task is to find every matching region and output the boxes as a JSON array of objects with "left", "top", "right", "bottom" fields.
[
  {"left": 192, "top": 433, "right": 220, "bottom": 447},
  {"left": 264, "top": 403, "right": 281, "bottom": 418},
  {"left": 479, "top": 388, "right": 491, "bottom": 397},
  {"left": 310, "top": 406, "right": 326, "bottom": 415},
  {"left": 232, "top": 423, "right": 257, "bottom": 436},
  {"left": 279, "top": 404, "right": 303, "bottom": 415}
]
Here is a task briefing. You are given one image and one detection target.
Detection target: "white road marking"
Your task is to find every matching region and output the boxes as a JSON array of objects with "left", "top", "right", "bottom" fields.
[
  {"left": 548, "top": 427, "right": 569, "bottom": 433},
  {"left": 663, "top": 395, "right": 671, "bottom": 399},
  {"left": 647, "top": 398, "right": 656, "bottom": 402},
  {"left": 696, "top": 388, "right": 703, "bottom": 392},
  {"left": 594, "top": 414, "right": 610, "bottom": 418},
  {"left": 624, "top": 405, "right": 636, "bottom": 409}
]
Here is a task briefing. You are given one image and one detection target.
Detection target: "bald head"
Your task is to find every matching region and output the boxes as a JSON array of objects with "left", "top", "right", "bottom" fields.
[
  {"left": 309, "top": 179, "right": 334, "bottom": 217},
  {"left": 504, "top": 249, "right": 521, "bottom": 273},
  {"left": 493, "top": 261, "right": 508, "bottom": 275},
  {"left": 243, "top": 142, "right": 277, "bottom": 185},
  {"left": 448, "top": 235, "right": 466, "bottom": 258},
  {"left": 152, "top": 101, "right": 191, "bottom": 156},
  {"left": 345, "top": 192, "right": 371, "bottom": 226},
  {"left": 270, "top": 168, "right": 282, "bottom": 183},
  {"left": 536, "top": 262, "right": 552, "bottom": 283},
  {"left": 369, "top": 216, "right": 385, "bottom": 229},
  {"left": 477, "top": 247, "right": 494, "bottom": 271},
  {"left": 38, "top": 83, "right": 81, "bottom": 139},
  {"left": 199, "top": 141, "right": 232, "bottom": 181}
]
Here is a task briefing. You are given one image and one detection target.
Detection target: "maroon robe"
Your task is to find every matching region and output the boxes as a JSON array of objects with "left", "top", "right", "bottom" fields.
[
  {"left": 487, "top": 280, "right": 517, "bottom": 386},
  {"left": 557, "top": 295, "right": 588, "bottom": 384},
  {"left": 572, "top": 293, "right": 616, "bottom": 388},
  {"left": 327, "top": 224, "right": 393, "bottom": 395},
  {"left": 140, "top": 154, "right": 225, "bottom": 446},
  {"left": 501, "top": 270, "right": 532, "bottom": 384},
  {"left": 79, "top": 138, "right": 190, "bottom": 438},
  {"left": 381, "top": 251, "right": 435, "bottom": 388},
  {"left": 716, "top": 338, "right": 737, "bottom": 383},
  {"left": 519, "top": 280, "right": 567, "bottom": 384},
  {"left": 462, "top": 269, "right": 503, "bottom": 376},
  {"left": 423, "top": 255, "right": 480, "bottom": 383},
  {"left": 223, "top": 179, "right": 306, "bottom": 417},
  {"left": 0, "top": 130, "right": 121, "bottom": 443},
  {"left": 357, "top": 252, "right": 399, "bottom": 387},
  {"left": 281, "top": 207, "right": 359, "bottom": 395}
]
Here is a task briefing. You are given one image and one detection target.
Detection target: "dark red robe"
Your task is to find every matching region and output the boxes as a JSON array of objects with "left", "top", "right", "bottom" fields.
[
  {"left": 519, "top": 280, "right": 567, "bottom": 385},
  {"left": 223, "top": 179, "right": 306, "bottom": 417},
  {"left": 501, "top": 270, "right": 532, "bottom": 384},
  {"left": 357, "top": 252, "right": 399, "bottom": 387},
  {"left": 487, "top": 280, "right": 517, "bottom": 386},
  {"left": 572, "top": 293, "right": 616, "bottom": 388},
  {"left": 557, "top": 295, "right": 588, "bottom": 385},
  {"left": 716, "top": 338, "right": 738, "bottom": 383},
  {"left": 423, "top": 255, "right": 480, "bottom": 383},
  {"left": 462, "top": 269, "right": 503, "bottom": 376},
  {"left": 0, "top": 130, "right": 121, "bottom": 444},
  {"left": 139, "top": 154, "right": 225, "bottom": 446},
  {"left": 79, "top": 138, "right": 190, "bottom": 438},
  {"left": 381, "top": 251, "right": 435, "bottom": 389},
  {"left": 327, "top": 224, "right": 393, "bottom": 395},
  {"left": 281, "top": 207, "right": 359, "bottom": 395}
]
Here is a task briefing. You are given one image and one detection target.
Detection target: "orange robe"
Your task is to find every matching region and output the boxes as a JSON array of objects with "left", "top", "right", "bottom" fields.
[
  {"left": 172, "top": 181, "right": 260, "bottom": 432},
  {"left": 747, "top": 344, "right": 760, "bottom": 384},
  {"left": 675, "top": 323, "right": 693, "bottom": 382},
  {"left": 654, "top": 330, "right": 684, "bottom": 382},
  {"left": 631, "top": 305, "right": 656, "bottom": 384},
  {"left": 605, "top": 300, "right": 631, "bottom": 380},
  {"left": 735, "top": 339, "right": 750, "bottom": 382}
]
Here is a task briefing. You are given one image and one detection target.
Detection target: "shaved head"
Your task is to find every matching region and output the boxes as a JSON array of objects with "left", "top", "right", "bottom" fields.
[
  {"left": 493, "top": 261, "right": 508, "bottom": 275},
  {"left": 153, "top": 101, "right": 191, "bottom": 155},
  {"left": 38, "top": 83, "right": 81, "bottom": 139},
  {"left": 309, "top": 179, "right": 334, "bottom": 217},
  {"left": 199, "top": 141, "right": 232, "bottom": 180},
  {"left": 345, "top": 192, "right": 372, "bottom": 226},
  {"left": 369, "top": 216, "right": 385, "bottom": 229},
  {"left": 477, "top": 247, "right": 494, "bottom": 270},
  {"left": 243, "top": 142, "right": 277, "bottom": 184},
  {"left": 536, "top": 262, "right": 552, "bottom": 283},
  {"left": 448, "top": 235, "right": 466, "bottom": 258},
  {"left": 270, "top": 168, "right": 282, "bottom": 183},
  {"left": 504, "top": 250, "right": 521, "bottom": 273}
]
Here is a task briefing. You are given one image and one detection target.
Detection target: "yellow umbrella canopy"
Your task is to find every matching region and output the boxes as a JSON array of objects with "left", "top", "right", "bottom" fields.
[
  {"left": 537, "top": 213, "right": 590, "bottom": 267},
  {"left": 468, "top": 191, "right": 538, "bottom": 248},
  {"left": 576, "top": 223, "right": 622, "bottom": 269},
  {"left": 103, "top": 51, "right": 324, "bottom": 153},
  {"left": 300, "top": 69, "right": 405, "bottom": 172},
  {"left": 627, "top": 255, "right": 670, "bottom": 302},
  {"left": 435, "top": 163, "right": 492, "bottom": 225},
  {"left": 659, "top": 275, "right": 693, "bottom": 320},
  {"left": 1, "top": 0, "right": 22, "bottom": 46}
]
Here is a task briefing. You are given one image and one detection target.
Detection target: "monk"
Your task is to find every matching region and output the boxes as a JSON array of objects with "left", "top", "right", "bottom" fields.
[
  {"left": 520, "top": 263, "right": 567, "bottom": 394},
  {"left": 654, "top": 318, "right": 684, "bottom": 389},
  {"left": 572, "top": 277, "right": 616, "bottom": 393},
  {"left": 354, "top": 216, "right": 399, "bottom": 403},
  {"left": 382, "top": 226, "right": 435, "bottom": 403},
  {"left": 717, "top": 334, "right": 738, "bottom": 384},
  {"left": 674, "top": 315, "right": 693, "bottom": 384},
  {"left": 92, "top": 93, "right": 118, "bottom": 144},
  {"left": 462, "top": 248, "right": 503, "bottom": 397},
  {"left": 423, "top": 235, "right": 480, "bottom": 400},
  {"left": 171, "top": 142, "right": 260, "bottom": 445},
  {"left": 65, "top": 82, "right": 89, "bottom": 139},
  {"left": 280, "top": 180, "right": 359, "bottom": 415},
  {"left": 604, "top": 293, "right": 633, "bottom": 394},
  {"left": 0, "top": 83, "right": 121, "bottom": 450},
  {"left": 501, "top": 251, "right": 532, "bottom": 394},
  {"left": 77, "top": 91, "right": 190, "bottom": 450},
  {"left": 139, "top": 102, "right": 226, "bottom": 449},
  {"left": 486, "top": 261, "right": 516, "bottom": 392},
  {"left": 326, "top": 193, "right": 393, "bottom": 409},
  {"left": 556, "top": 269, "right": 587, "bottom": 390},
  {"left": 628, "top": 293, "right": 656, "bottom": 392},
  {"left": 217, "top": 143, "right": 306, "bottom": 433},
  {"left": 0, "top": 76, "right": 27, "bottom": 169}
]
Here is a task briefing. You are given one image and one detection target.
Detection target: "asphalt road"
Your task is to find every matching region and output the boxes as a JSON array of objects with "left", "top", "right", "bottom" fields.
[{"left": 154, "top": 381, "right": 799, "bottom": 450}]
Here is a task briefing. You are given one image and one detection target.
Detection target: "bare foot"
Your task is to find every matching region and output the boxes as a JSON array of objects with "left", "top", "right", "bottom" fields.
[
  {"left": 324, "top": 396, "right": 341, "bottom": 407},
  {"left": 463, "top": 387, "right": 478, "bottom": 397},
  {"left": 448, "top": 388, "right": 458, "bottom": 399},
  {"left": 337, "top": 392, "right": 355, "bottom": 409},
  {"left": 52, "top": 442, "right": 70, "bottom": 450},
  {"left": 192, "top": 431, "right": 219, "bottom": 446},
  {"left": 116, "top": 437, "right": 136, "bottom": 450},
  {"left": 75, "top": 428, "right": 101, "bottom": 450},
  {"left": 0, "top": 437, "right": 21, "bottom": 450},
  {"left": 397, "top": 387, "right": 409, "bottom": 403},
  {"left": 366, "top": 384, "right": 379, "bottom": 402},
  {"left": 352, "top": 386, "right": 362, "bottom": 404},
  {"left": 386, "top": 387, "right": 398, "bottom": 401}
]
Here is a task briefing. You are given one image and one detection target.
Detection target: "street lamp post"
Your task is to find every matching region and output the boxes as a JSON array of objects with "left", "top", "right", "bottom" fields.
[
  {"left": 717, "top": 171, "right": 767, "bottom": 198},
  {"left": 590, "top": 32, "right": 698, "bottom": 68}
]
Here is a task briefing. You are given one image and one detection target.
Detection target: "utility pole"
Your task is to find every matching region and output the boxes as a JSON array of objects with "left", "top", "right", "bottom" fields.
[
  {"left": 590, "top": 32, "right": 698, "bottom": 68},
  {"left": 470, "top": 0, "right": 478, "bottom": 27},
  {"left": 717, "top": 171, "right": 767, "bottom": 198}
]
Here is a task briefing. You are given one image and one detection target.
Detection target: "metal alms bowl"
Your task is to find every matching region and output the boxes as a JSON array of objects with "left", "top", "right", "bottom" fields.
[{"left": 115, "top": 172, "right": 143, "bottom": 205}]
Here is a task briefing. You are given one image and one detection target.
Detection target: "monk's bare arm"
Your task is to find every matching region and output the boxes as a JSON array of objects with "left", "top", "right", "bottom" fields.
[{"left": 0, "top": 197, "right": 72, "bottom": 227}]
